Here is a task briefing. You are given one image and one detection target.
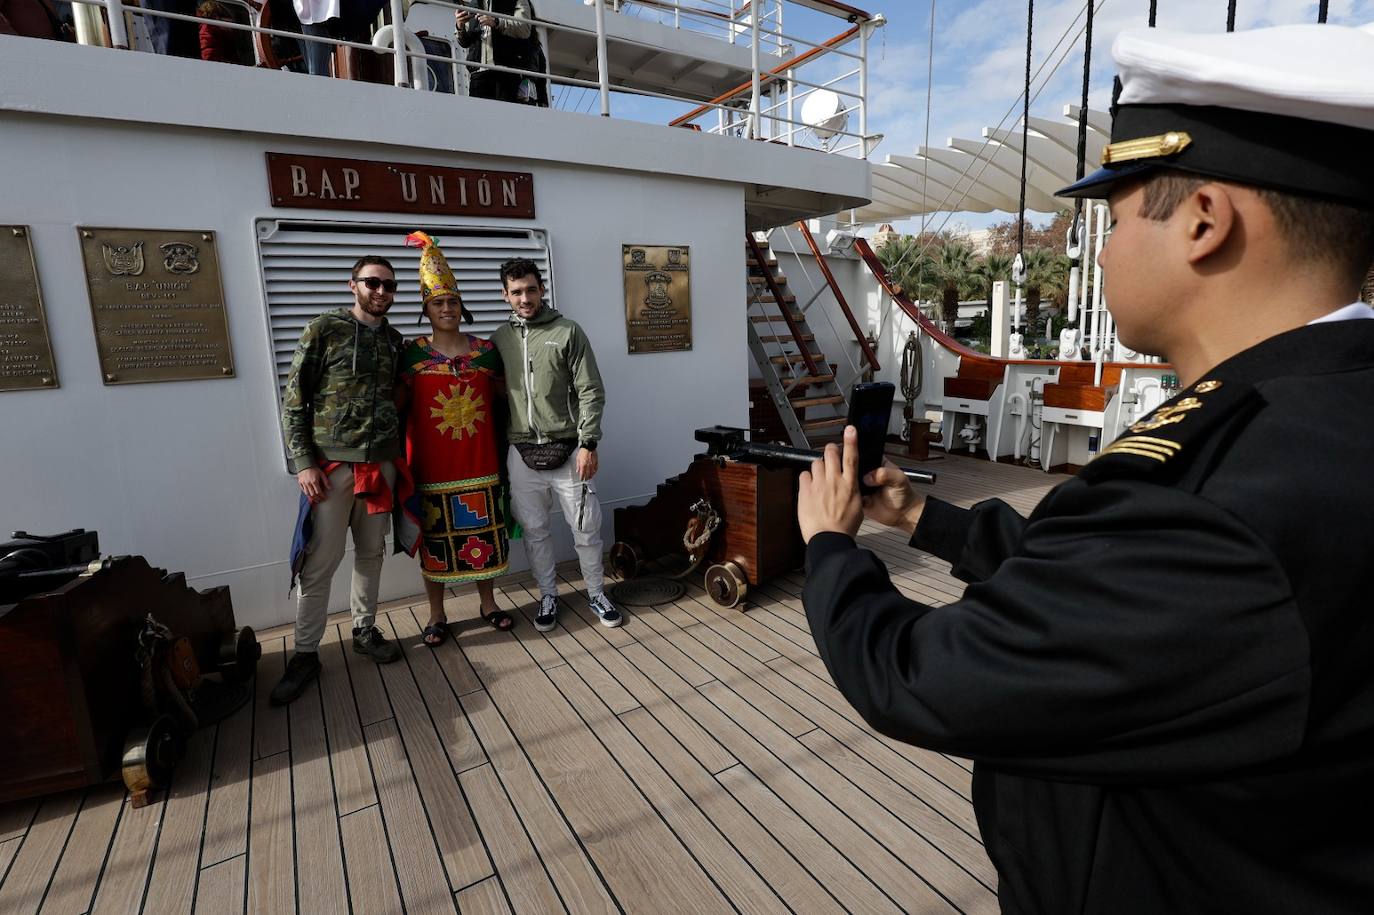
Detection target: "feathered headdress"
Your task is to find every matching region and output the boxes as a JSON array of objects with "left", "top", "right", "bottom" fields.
[{"left": 404, "top": 231, "right": 472, "bottom": 321}]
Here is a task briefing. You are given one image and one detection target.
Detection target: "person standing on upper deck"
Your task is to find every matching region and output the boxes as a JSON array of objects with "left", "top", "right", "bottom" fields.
[
  {"left": 454, "top": 0, "right": 544, "bottom": 104},
  {"left": 490, "top": 257, "right": 622, "bottom": 631},
  {"left": 272, "top": 255, "right": 407, "bottom": 706}
]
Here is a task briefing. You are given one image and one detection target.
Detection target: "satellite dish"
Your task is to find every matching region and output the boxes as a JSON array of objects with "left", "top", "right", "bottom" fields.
[{"left": 801, "top": 89, "right": 849, "bottom": 141}]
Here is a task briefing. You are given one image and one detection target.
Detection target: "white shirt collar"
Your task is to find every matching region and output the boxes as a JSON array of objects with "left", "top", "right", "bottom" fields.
[{"left": 1308, "top": 302, "right": 1374, "bottom": 325}]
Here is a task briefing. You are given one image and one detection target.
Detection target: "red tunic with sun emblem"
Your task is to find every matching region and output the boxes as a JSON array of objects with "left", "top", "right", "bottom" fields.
[{"left": 401, "top": 336, "right": 509, "bottom": 583}]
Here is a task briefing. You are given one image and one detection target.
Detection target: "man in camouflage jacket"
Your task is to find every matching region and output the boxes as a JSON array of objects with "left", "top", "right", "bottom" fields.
[{"left": 271, "top": 255, "right": 406, "bottom": 706}]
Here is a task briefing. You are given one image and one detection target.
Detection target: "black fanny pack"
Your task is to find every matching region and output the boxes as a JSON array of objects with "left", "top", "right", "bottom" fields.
[{"left": 515, "top": 439, "right": 576, "bottom": 471}]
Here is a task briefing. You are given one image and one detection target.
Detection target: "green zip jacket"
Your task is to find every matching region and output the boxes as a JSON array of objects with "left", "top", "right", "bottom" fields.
[
  {"left": 490, "top": 306, "right": 604, "bottom": 445},
  {"left": 280, "top": 308, "right": 405, "bottom": 472}
]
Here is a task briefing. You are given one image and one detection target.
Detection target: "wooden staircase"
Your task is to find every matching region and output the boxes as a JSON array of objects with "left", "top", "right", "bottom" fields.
[{"left": 745, "top": 234, "right": 848, "bottom": 447}]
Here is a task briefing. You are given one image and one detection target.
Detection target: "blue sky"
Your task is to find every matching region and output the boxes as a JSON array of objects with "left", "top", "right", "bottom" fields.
[{"left": 554, "top": 1, "right": 1374, "bottom": 234}]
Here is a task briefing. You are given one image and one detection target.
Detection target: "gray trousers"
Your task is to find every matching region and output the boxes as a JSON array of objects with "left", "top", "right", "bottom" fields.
[
  {"left": 294, "top": 462, "right": 395, "bottom": 653},
  {"left": 507, "top": 445, "right": 604, "bottom": 598}
]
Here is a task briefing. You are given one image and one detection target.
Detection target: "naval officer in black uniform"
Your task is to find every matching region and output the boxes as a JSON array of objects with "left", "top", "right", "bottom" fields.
[{"left": 798, "top": 21, "right": 1374, "bottom": 915}]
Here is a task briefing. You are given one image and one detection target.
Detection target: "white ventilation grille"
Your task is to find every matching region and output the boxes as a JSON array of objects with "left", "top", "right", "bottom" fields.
[{"left": 256, "top": 218, "right": 553, "bottom": 398}]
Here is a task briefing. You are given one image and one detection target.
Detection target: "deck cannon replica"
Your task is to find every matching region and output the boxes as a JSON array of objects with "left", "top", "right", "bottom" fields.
[
  {"left": 610, "top": 426, "right": 936, "bottom": 608},
  {"left": 0, "top": 530, "right": 261, "bottom": 806}
]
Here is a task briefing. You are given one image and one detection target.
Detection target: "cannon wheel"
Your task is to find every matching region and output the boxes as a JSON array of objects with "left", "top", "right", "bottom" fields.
[
  {"left": 218, "top": 626, "right": 263, "bottom": 683},
  {"left": 609, "top": 541, "right": 643, "bottom": 581},
  {"left": 704, "top": 561, "right": 748, "bottom": 609},
  {"left": 122, "top": 715, "right": 185, "bottom": 808}
]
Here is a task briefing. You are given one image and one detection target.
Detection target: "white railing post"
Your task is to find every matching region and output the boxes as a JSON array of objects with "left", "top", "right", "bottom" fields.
[
  {"left": 749, "top": 8, "right": 761, "bottom": 139},
  {"left": 390, "top": 0, "right": 409, "bottom": 87},
  {"left": 105, "top": 0, "right": 130, "bottom": 49},
  {"left": 785, "top": 67, "right": 795, "bottom": 146},
  {"left": 595, "top": 0, "right": 611, "bottom": 116},
  {"left": 858, "top": 21, "right": 870, "bottom": 156},
  {"left": 728, "top": 0, "right": 736, "bottom": 44},
  {"left": 674, "top": 0, "right": 680, "bottom": 29}
]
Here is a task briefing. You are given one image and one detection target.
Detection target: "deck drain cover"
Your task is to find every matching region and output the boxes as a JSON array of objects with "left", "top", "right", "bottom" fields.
[{"left": 609, "top": 577, "right": 686, "bottom": 607}]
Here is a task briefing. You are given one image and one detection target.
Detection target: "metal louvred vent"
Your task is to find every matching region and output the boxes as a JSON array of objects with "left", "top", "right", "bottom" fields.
[{"left": 255, "top": 218, "right": 553, "bottom": 399}]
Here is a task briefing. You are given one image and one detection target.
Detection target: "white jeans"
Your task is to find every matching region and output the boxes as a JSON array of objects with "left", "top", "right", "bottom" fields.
[
  {"left": 294, "top": 462, "right": 395, "bottom": 653},
  {"left": 507, "top": 445, "right": 604, "bottom": 598}
]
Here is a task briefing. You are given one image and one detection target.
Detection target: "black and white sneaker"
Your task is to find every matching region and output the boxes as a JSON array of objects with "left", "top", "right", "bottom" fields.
[
  {"left": 534, "top": 593, "right": 559, "bottom": 632},
  {"left": 587, "top": 593, "right": 623, "bottom": 628}
]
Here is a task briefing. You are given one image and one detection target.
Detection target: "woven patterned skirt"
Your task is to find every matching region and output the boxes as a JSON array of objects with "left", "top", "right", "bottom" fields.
[{"left": 416, "top": 472, "right": 510, "bottom": 583}]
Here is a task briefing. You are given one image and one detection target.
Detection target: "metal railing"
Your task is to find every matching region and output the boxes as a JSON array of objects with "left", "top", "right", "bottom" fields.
[{"left": 45, "top": 0, "right": 876, "bottom": 157}]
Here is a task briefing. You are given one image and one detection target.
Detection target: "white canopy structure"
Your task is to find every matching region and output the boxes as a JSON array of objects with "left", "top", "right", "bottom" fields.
[{"left": 855, "top": 104, "right": 1110, "bottom": 221}]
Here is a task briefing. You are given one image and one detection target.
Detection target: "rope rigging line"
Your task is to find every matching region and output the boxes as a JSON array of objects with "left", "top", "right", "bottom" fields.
[
  {"left": 1017, "top": 0, "right": 1035, "bottom": 258},
  {"left": 1318, "top": 0, "right": 1329, "bottom": 23},
  {"left": 878, "top": 0, "right": 1107, "bottom": 283},
  {"left": 1227, "top": 0, "right": 1236, "bottom": 32},
  {"left": 1148, "top": 0, "right": 1157, "bottom": 27},
  {"left": 918, "top": 0, "right": 936, "bottom": 297},
  {"left": 1071, "top": 0, "right": 1094, "bottom": 252}
]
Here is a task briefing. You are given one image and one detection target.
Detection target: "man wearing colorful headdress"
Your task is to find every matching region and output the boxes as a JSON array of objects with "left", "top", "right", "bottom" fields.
[
  {"left": 397, "top": 231, "right": 514, "bottom": 643},
  {"left": 273, "top": 255, "right": 406, "bottom": 706},
  {"left": 798, "top": 20, "right": 1374, "bottom": 912}
]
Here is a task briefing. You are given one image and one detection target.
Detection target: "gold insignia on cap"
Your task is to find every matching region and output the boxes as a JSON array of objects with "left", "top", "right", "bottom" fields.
[
  {"left": 1102, "top": 130, "right": 1193, "bottom": 166},
  {"left": 1194, "top": 380, "right": 1222, "bottom": 393},
  {"left": 1130, "top": 396, "right": 1203, "bottom": 433}
]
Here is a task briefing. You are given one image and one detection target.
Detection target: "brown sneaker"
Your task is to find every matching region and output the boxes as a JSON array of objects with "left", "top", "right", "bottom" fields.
[
  {"left": 269, "top": 651, "right": 321, "bottom": 705},
  {"left": 352, "top": 625, "right": 401, "bottom": 663}
]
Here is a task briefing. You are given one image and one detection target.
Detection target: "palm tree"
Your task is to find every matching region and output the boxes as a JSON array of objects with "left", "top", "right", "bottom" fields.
[
  {"left": 931, "top": 240, "right": 977, "bottom": 332},
  {"left": 1021, "top": 248, "right": 1070, "bottom": 339},
  {"left": 972, "top": 252, "right": 1014, "bottom": 307},
  {"left": 876, "top": 235, "right": 936, "bottom": 304}
]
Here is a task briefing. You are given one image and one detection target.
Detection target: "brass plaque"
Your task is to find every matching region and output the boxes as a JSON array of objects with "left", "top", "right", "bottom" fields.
[
  {"left": 0, "top": 227, "right": 58, "bottom": 392},
  {"left": 78, "top": 227, "right": 235, "bottom": 385},
  {"left": 622, "top": 245, "right": 692, "bottom": 354}
]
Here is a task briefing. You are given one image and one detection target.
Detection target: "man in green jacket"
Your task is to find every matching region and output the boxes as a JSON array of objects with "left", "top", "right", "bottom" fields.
[
  {"left": 271, "top": 255, "right": 405, "bottom": 706},
  {"left": 491, "top": 257, "right": 621, "bottom": 631}
]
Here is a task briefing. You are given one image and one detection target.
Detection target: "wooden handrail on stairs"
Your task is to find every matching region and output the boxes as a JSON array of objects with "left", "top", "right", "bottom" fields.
[
  {"left": 796, "top": 222, "right": 879, "bottom": 373},
  {"left": 746, "top": 234, "right": 821, "bottom": 377},
  {"left": 853, "top": 236, "right": 1170, "bottom": 374}
]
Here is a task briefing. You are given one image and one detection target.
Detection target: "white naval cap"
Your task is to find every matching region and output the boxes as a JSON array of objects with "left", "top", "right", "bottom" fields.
[{"left": 1058, "top": 21, "right": 1374, "bottom": 207}]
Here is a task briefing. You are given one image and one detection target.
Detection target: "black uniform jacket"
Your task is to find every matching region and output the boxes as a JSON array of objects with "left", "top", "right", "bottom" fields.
[{"left": 803, "top": 320, "right": 1374, "bottom": 914}]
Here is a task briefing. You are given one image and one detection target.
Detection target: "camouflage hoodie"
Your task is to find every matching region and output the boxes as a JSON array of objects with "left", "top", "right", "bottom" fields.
[{"left": 281, "top": 308, "right": 405, "bottom": 472}]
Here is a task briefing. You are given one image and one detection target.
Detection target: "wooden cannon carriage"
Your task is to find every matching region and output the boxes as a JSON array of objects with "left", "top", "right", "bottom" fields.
[
  {"left": 610, "top": 429, "right": 806, "bottom": 608},
  {"left": 0, "top": 531, "right": 261, "bottom": 806}
]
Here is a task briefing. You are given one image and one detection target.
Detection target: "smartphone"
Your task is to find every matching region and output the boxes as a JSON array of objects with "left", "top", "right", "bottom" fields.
[{"left": 847, "top": 381, "right": 895, "bottom": 492}]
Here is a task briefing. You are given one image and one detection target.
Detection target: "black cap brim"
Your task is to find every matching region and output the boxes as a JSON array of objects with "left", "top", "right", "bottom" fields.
[{"left": 1056, "top": 162, "right": 1155, "bottom": 200}]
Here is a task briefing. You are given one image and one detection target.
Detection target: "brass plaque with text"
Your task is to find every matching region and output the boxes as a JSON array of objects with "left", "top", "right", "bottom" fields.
[
  {"left": 78, "top": 227, "right": 235, "bottom": 385},
  {"left": 622, "top": 245, "right": 691, "bottom": 354},
  {"left": 0, "top": 227, "right": 58, "bottom": 392}
]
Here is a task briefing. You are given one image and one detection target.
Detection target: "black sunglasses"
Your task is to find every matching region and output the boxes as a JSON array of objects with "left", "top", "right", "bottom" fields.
[{"left": 355, "top": 276, "right": 398, "bottom": 293}]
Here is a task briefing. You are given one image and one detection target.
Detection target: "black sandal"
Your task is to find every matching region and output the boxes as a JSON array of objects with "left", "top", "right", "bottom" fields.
[
  {"left": 482, "top": 610, "right": 515, "bottom": 631},
  {"left": 422, "top": 621, "right": 449, "bottom": 647}
]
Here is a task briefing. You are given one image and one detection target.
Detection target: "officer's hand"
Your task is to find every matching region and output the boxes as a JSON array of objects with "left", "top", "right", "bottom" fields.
[
  {"left": 576, "top": 448, "right": 598, "bottom": 481},
  {"left": 797, "top": 425, "right": 863, "bottom": 542},
  {"left": 477, "top": 13, "right": 496, "bottom": 27},
  {"left": 862, "top": 460, "right": 925, "bottom": 535},
  {"left": 455, "top": 9, "right": 471, "bottom": 26},
  {"left": 298, "top": 467, "right": 330, "bottom": 504}
]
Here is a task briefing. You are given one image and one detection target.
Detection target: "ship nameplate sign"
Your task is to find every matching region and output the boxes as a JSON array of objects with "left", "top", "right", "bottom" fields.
[
  {"left": 78, "top": 227, "right": 235, "bottom": 385},
  {"left": 266, "top": 153, "right": 535, "bottom": 218},
  {"left": 623, "top": 245, "right": 691, "bottom": 354},
  {"left": 0, "top": 227, "right": 59, "bottom": 392}
]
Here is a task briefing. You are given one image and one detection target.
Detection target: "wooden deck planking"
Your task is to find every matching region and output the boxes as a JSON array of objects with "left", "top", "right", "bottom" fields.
[
  {"left": 371, "top": 616, "right": 493, "bottom": 892},
  {"left": 245, "top": 749, "right": 293, "bottom": 914},
  {"left": 37, "top": 782, "right": 124, "bottom": 915},
  {"left": 140, "top": 728, "right": 215, "bottom": 915},
  {"left": 0, "top": 452, "right": 1068, "bottom": 915},
  {"left": 337, "top": 807, "right": 403, "bottom": 915},
  {"left": 192, "top": 854, "right": 245, "bottom": 915},
  {"left": 316, "top": 622, "right": 378, "bottom": 817},
  {"left": 287, "top": 680, "right": 350, "bottom": 915},
  {"left": 0, "top": 789, "right": 83, "bottom": 915}
]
